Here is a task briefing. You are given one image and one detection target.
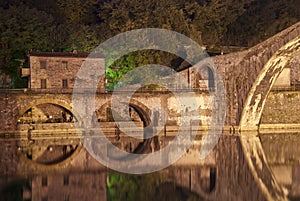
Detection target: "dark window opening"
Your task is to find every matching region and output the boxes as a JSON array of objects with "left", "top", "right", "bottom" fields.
[
  {"left": 42, "top": 176, "right": 47, "bottom": 187},
  {"left": 209, "top": 167, "right": 216, "bottom": 192},
  {"left": 62, "top": 79, "right": 68, "bottom": 88},
  {"left": 207, "top": 67, "right": 215, "bottom": 91},
  {"left": 40, "top": 61, "right": 46, "bottom": 69},
  {"left": 62, "top": 61, "right": 68, "bottom": 69},
  {"left": 63, "top": 175, "right": 69, "bottom": 186},
  {"left": 41, "top": 79, "right": 46, "bottom": 89}
]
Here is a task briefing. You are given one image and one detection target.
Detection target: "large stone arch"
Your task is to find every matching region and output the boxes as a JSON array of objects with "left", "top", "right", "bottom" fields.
[
  {"left": 213, "top": 21, "right": 300, "bottom": 126},
  {"left": 238, "top": 36, "right": 300, "bottom": 201},
  {"left": 240, "top": 36, "right": 300, "bottom": 130}
]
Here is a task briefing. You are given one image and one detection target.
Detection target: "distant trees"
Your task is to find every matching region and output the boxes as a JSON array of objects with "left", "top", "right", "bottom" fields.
[
  {"left": 0, "top": 4, "right": 56, "bottom": 87},
  {"left": 223, "top": 0, "right": 300, "bottom": 46}
]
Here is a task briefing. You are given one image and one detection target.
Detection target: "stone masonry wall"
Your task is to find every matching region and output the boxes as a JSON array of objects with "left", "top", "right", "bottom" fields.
[
  {"left": 29, "top": 54, "right": 106, "bottom": 91},
  {"left": 261, "top": 91, "right": 300, "bottom": 124}
]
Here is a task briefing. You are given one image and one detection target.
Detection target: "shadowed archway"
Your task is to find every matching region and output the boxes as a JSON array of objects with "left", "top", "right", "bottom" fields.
[
  {"left": 16, "top": 99, "right": 83, "bottom": 166},
  {"left": 17, "top": 99, "right": 82, "bottom": 129},
  {"left": 95, "top": 100, "right": 159, "bottom": 154}
]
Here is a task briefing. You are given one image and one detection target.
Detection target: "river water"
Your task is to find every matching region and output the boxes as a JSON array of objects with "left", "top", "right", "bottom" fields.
[{"left": 0, "top": 132, "right": 299, "bottom": 201}]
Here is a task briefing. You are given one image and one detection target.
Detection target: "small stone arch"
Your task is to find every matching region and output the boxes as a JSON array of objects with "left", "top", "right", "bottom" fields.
[
  {"left": 19, "top": 142, "right": 83, "bottom": 170},
  {"left": 16, "top": 99, "right": 84, "bottom": 168},
  {"left": 16, "top": 99, "right": 83, "bottom": 129},
  {"left": 198, "top": 65, "right": 215, "bottom": 92},
  {"left": 95, "top": 99, "right": 151, "bottom": 127},
  {"left": 128, "top": 99, "right": 151, "bottom": 127},
  {"left": 96, "top": 99, "right": 159, "bottom": 154}
]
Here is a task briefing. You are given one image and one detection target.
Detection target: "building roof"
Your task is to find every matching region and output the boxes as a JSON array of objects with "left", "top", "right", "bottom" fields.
[{"left": 29, "top": 51, "right": 105, "bottom": 58}]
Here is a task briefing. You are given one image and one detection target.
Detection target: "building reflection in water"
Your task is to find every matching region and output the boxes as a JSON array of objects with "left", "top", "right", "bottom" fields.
[
  {"left": 22, "top": 173, "right": 107, "bottom": 201},
  {"left": 0, "top": 132, "right": 300, "bottom": 201}
]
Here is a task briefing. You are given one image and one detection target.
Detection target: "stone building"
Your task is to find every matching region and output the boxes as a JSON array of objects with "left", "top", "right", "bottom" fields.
[{"left": 21, "top": 52, "right": 106, "bottom": 92}]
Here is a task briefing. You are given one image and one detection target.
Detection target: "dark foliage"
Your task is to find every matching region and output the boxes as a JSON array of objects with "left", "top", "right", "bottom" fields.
[{"left": 0, "top": 0, "right": 298, "bottom": 87}]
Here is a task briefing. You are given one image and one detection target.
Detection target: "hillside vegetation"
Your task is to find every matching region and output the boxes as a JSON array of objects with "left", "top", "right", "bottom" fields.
[{"left": 0, "top": 0, "right": 299, "bottom": 87}]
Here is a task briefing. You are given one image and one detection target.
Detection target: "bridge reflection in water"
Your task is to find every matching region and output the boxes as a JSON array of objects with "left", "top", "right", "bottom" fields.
[{"left": 0, "top": 130, "right": 299, "bottom": 201}]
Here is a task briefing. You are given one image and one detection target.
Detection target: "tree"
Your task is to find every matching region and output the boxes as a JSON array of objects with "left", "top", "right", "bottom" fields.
[
  {"left": 223, "top": 0, "right": 300, "bottom": 46},
  {"left": 57, "top": 0, "right": 99, "bottom": 25},
  {"left": 107, "top": 172, "right": 202, "bottom": 201},
  {"left": 0, "top": 4, "right": 56, "bottom": 87},
  {"left": 106, "top": 54, "right": 136, "bottom": 90}
]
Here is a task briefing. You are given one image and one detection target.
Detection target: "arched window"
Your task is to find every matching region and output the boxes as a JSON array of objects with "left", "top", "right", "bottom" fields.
[{"left": 206, "top": 67, "right": 215, "bottom": 91}]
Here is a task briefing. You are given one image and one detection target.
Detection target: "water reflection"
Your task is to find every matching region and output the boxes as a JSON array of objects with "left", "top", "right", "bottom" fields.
[
  {"left": 0, "top": 173, "right": 106, "bottom": 201},
  {"left": 260, "top": 133, "right": 300, "bottom": 201},
  {"left": 107, "top": 172, "right": 202, "bottom": 201},
  {"left": 0, "top": 132, "right": 298, "bottom": 200}
]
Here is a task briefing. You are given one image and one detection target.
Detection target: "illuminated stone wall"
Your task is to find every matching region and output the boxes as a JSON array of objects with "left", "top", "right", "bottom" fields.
[{"left": 28, "top": 52, "right": 106, "bottom": 91}]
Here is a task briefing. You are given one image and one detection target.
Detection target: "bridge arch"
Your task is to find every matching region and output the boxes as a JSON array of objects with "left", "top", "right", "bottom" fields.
[
  {"left": 240, "top": 36, "right": 300, "bottom": 130},
  {"left": 94, "top": 99, "right": 160, "bottom": 153},
  {"left": 238, "top": 36, "right": 300, "bottom": 201},
  {"left": 95, "top": 99, "right": 151, "bottom": 127},
  {"left": 16, "top": 98, "right": 83, "bottom": 129},
  {"left": 15, "top": 98, "right": 84, "bottom": 169},
  {"left": 128, "top": 98, "right": 152, "bottom": 126}
]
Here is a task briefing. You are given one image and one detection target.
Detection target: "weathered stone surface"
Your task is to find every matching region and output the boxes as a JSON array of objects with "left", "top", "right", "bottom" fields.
[{"left": 261, "top": 91, "right": 300, "bottom": 124}]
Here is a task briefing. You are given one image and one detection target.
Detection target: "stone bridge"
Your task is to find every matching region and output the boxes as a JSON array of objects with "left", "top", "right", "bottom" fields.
[
  {"left": 0, "top": 22, "right": 299, "bottom": 131},
  {"left": 0, "top": 22, "right": 299, "bottom": 201}
]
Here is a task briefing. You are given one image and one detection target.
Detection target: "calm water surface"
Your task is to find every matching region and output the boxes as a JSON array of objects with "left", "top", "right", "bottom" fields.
[{"left": 0, "top": 132, "right": 299, "bottom": 201}]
